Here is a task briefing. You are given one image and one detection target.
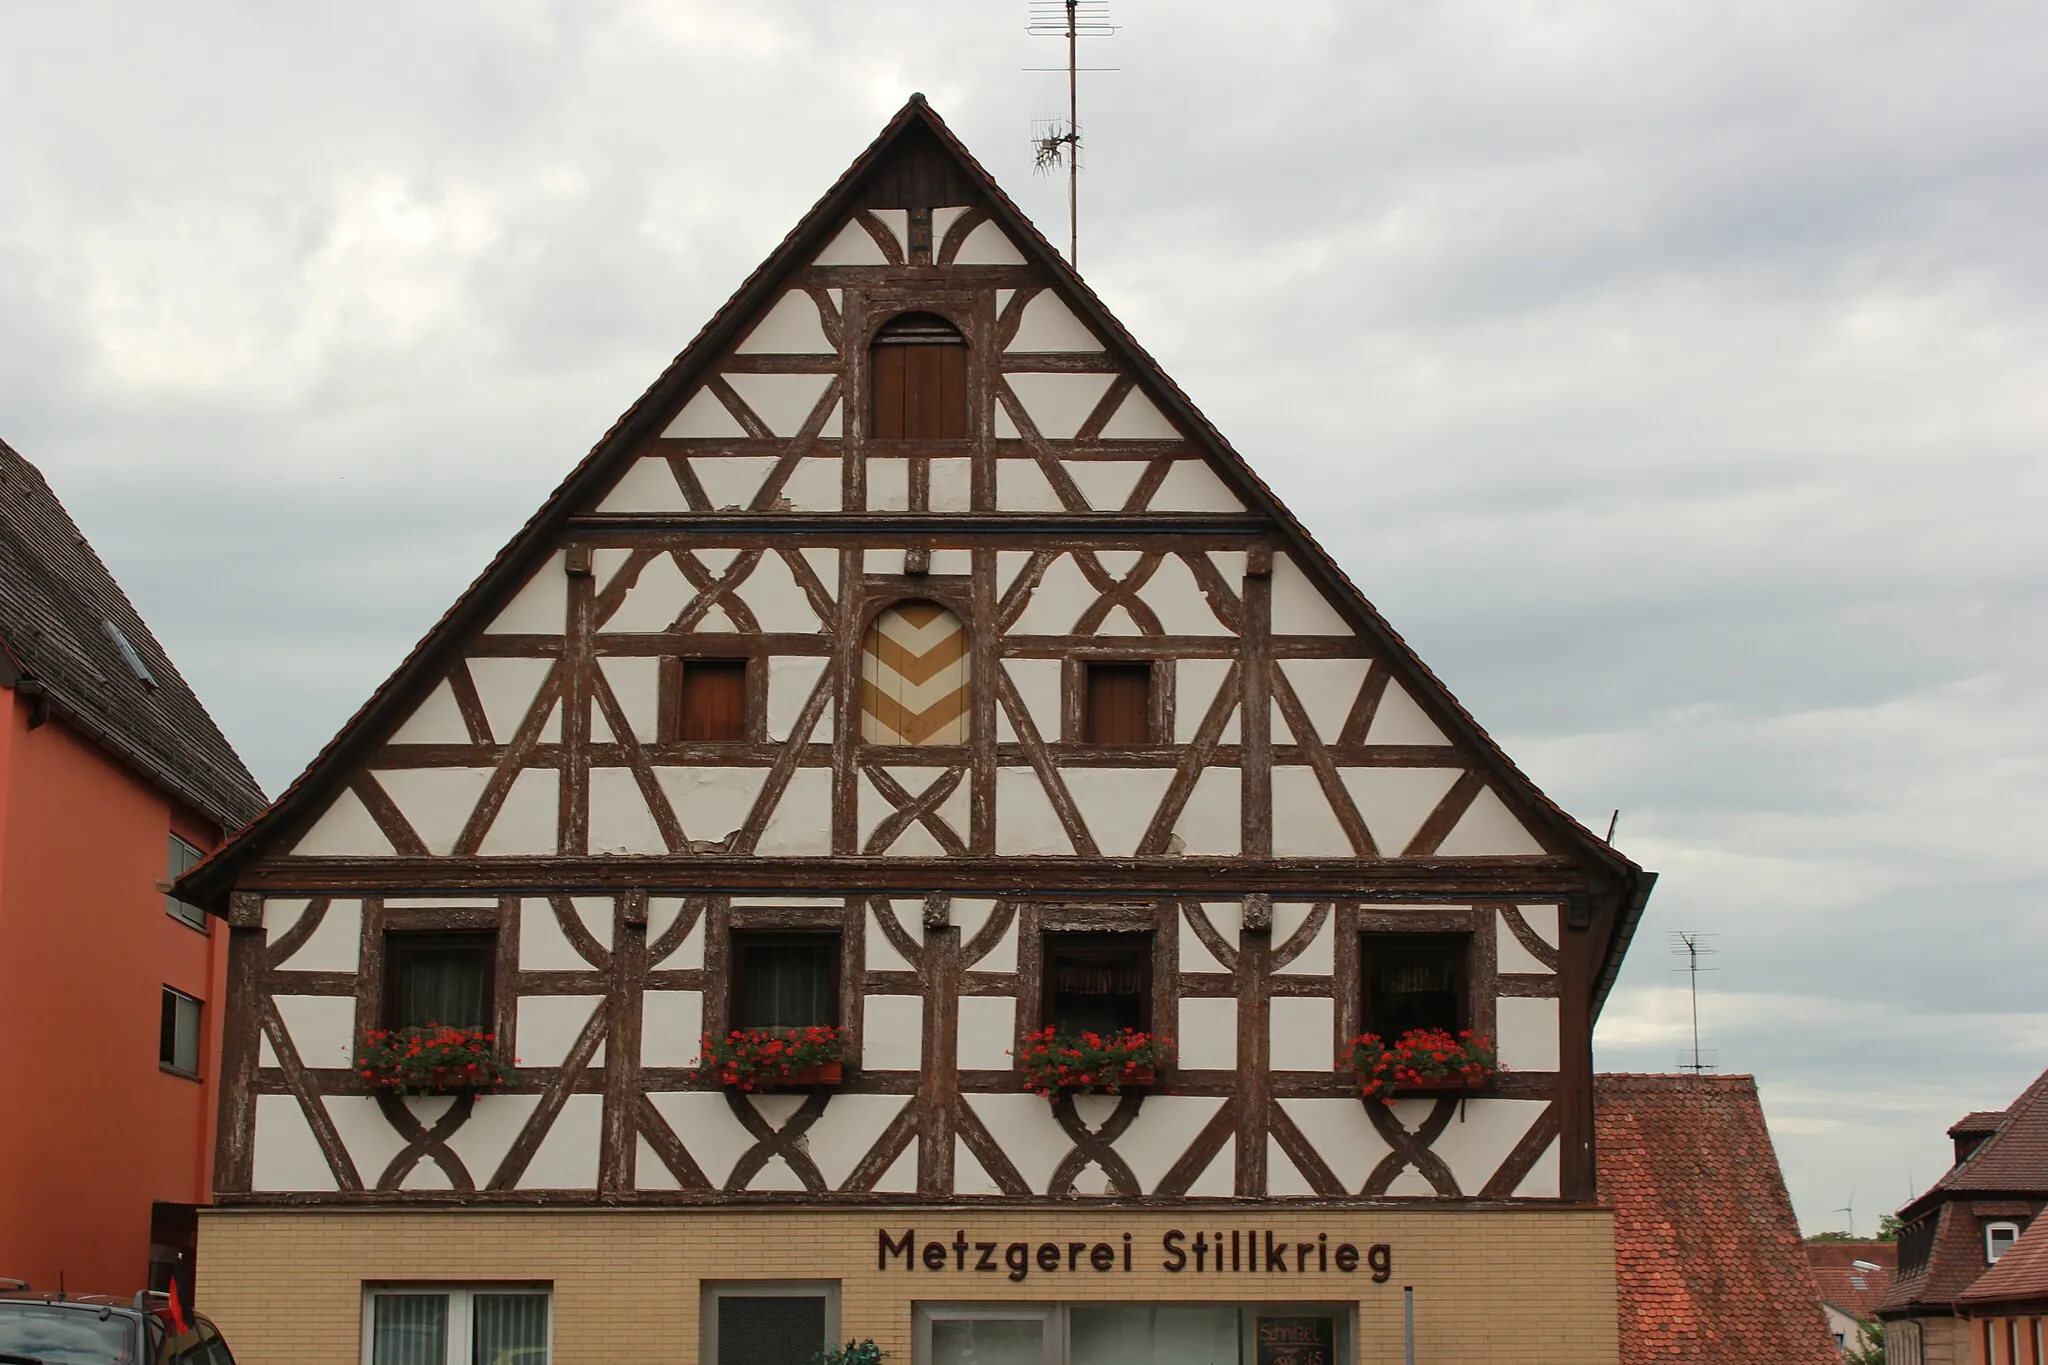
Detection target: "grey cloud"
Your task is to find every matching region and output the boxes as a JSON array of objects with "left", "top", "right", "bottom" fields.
[{"left": 3, "top": 0, "right": 2044, "bottom": 1231}]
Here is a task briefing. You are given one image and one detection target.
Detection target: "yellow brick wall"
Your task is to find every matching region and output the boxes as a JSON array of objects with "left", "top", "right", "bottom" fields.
[{"left": 198, "top": 1205, "right": 1617, "bottom": 1364}]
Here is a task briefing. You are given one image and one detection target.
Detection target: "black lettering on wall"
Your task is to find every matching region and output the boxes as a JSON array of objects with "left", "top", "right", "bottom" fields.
[
  {"left": 880, "top": 1228, "right": 915, "bottom": 1270},
  {"left": 1369, "top": 1243, "right": 1393, "bottom": 1283},
  {"left": 1162, "top": 1229, "right": 1187, "bottom": 1272}
]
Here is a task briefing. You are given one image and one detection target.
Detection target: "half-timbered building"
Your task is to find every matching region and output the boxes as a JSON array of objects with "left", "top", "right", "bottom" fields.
[{"left": 181, "top": 96, "right": 1655, "bottom": 1365}]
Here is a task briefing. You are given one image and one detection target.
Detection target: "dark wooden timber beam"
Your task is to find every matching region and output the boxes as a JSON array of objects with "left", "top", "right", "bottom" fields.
[
  {"left": 231, "top": 854, "right": 1588, "bottom": 898},
  {"left": 564, "top": 513, "right": 1271, "bottom": 536}
]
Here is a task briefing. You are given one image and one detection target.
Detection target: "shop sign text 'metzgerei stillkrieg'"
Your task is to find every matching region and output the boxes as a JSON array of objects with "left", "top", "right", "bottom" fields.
[{"left": 879, "top": 1229, "right": 1394, "bottom": 1284}]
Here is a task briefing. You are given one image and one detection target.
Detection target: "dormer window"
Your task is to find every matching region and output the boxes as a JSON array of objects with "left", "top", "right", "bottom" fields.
[
  {"left": 1987, "top": 1220, "right": 2022, "bottom": 1263},
  {"left": 870, "top": 311, "right": 967, "bottom": 439}
]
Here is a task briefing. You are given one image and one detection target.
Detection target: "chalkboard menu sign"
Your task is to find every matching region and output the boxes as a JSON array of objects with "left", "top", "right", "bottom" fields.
[{"left": 1255, "top": 1314, "right": 1336, "bottom": 1365}]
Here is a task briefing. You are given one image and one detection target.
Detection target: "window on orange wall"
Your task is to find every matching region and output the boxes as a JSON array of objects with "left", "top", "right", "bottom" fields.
[
  {"left": 870, "top": 311, "right": 968, "bottom": 439},
  {"left": 165, "top": 834, "right": 207, "bottom": 930},
  {"left": 159, "top": 987, "right": 201, "bottom": 1077}
]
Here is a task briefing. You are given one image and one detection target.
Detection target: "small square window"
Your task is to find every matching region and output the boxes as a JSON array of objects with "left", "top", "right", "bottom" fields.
[
  {"left": 1361, "top": 934, "right": 1470, "bottom": 1040},
  {"left": 730, "top": 933, "right": 839, "bottom": 1032},
  {"left": 165, "top": 835, "right": 207, "bottom": 930},
  {"left": 1043, "top": 932, "right": 1153, "bottom": 1036},
  {"left": 384, "top": 932, "right": 496, "bottom": 1031},
  {"left": 679, "top": 660, "right": 749, "bottom": 741},
  {"left": 1083, "top": 662, "right": 1153, "bottom": 744},
  {"left": 159, "top": 987, "right": 201, "bottom": 1077}
]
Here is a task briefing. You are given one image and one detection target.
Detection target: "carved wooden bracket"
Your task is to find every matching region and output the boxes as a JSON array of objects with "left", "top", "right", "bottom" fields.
[{"left": 1242, "top": 892, "right": 1273, "bottom": 934}]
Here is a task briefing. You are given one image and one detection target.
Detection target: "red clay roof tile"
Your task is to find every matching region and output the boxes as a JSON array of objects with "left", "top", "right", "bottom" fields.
[{"left": 1597, "top": 1074, "right": 1839, "bottom": 1365}]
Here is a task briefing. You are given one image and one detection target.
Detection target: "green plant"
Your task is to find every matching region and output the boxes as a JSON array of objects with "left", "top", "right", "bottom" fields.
[
  {"left": 1012, "top": 1027, "right": 1174, "bottom": 1095},
  {"left": 356, "top": 1025, "right": 510, "bottom": 1095},
  {"left": 1845, "top": 1317, "right": 1885, "bottom": 1365},
  {"left": 692, "top": 1025, "right": 844, "bottom": 1091},
  {"left": 1343, "top": 1027, "right": 1498, "bottom": 1103},
  {"left": 813, "top": 1339, "right": 886, "bottom": 1365}
]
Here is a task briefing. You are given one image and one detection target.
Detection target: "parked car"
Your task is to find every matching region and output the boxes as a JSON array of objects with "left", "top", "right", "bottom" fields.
[{"left": 0, "top": 1285, "right": 233, "bottom": 1364}]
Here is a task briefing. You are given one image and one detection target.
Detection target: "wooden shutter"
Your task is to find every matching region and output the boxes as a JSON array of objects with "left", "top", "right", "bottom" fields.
[
  {"left": 861, "top": 602, "right": 970, "bottom": 744},
  {"left": 1085, "top": 663, "right": 1152, "bottom": 744},
  {"left": 679, "top": 660, "right": 748, "bottom": 741},
  {"left": 870, "top": 311, "right": 967, "bottom": 439}
]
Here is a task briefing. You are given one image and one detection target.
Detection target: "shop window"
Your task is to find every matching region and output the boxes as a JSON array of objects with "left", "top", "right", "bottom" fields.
[
  {"left": 1987, "top": 1220, "right": 2022, "bottom": 1263},
  {"left": 1043, "top": 933, "right": 1152, "bottom": 1037},
  {"left": 165, "top": 834, "right": 207, "bottom": 930},
  {"left": 384, "top": 932, "right": 496, "bottom": 1031},
  {"left": 159, "top": 987, "right": 202, "bottom": 1078},
  {"left": 678, "top": 659, "right": 749, "bottom": 741},
  {"left": 870, "top": 311, "right": 967, "bottom": 439},
  {"left": 702, "top": 1283, "right": 838, "bottom": 1365},
  {"left": 861, "top": 601, "right": 970, "bottom": 745},
  {"left": 730, "top": 932, "right": 839, "bottom": 1032},
  {"left": 365, "top": 1285, "right": 550, "bottom": 1365},
  {"left": 1083, "top": 663, "right": 1152, "bottom": 745},
  {"left": 1360, "top": 934, "right": 1470, "bottom": 1040},
  {"left": 915, "top": 1304, "right": 1351, "bottom": 1365}
]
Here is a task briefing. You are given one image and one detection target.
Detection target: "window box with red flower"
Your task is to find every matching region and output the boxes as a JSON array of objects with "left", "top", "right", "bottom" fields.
[
  {"left": 693, "top": 1025, "right": 846, "bottom": 1092},
  {"left": 1343, "top": 1027, "right": 1498, "bottom": 1105},
  {"left": 356, "top": 1024, "right": 511, "bottom": 1096},
  {"left": 1013, "top": 1027, "right": 1174, "bottom": 1096}
]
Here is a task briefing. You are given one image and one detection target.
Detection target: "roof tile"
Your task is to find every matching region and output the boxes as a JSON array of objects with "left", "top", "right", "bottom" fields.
[
  {"left": 1597, "top": 1074, "right": 1839, "bottom": 1365},
  {"left": 0, "top": 438, "right": 265, "bottom": 830}
]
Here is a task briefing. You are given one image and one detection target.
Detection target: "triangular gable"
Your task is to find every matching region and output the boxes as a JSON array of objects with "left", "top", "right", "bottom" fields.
[{"left": 184, "top": 95, "right": 1648, "bottom": 998}]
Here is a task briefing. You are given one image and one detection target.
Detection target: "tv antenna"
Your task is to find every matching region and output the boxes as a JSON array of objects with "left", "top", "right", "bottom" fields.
[
  {"left": 1670, "top": 931, "right": 1718, "bottom": 1075},
  {"left": 1026, "top": 0, "right": 1118, "bottom": 267}
]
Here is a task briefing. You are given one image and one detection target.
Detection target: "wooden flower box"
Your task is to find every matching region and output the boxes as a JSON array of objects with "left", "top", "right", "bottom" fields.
[{"left": 751, "top": 1061, "right": 844, "bottom": 1089}]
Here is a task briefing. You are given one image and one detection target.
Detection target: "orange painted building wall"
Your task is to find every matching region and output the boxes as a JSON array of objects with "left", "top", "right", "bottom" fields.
[{"left": 0, "top": 685, "right": 229, "bottom": 1297}]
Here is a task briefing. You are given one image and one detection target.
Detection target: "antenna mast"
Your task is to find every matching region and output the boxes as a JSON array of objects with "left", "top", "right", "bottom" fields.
[
  {"left": 1027, "top": 0, "right": 1117, "bottom": 266},
  {"left": 1669, "top": 931, "right": 1718, "bottom": 1076}
]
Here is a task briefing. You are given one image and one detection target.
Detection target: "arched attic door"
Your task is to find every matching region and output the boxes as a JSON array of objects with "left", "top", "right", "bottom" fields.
[
  {"left": 861, "top": 601, "right": 970, "bottom": 745},
  {"left": 870, "top": 311, "right": 968, "bottom": 439}
]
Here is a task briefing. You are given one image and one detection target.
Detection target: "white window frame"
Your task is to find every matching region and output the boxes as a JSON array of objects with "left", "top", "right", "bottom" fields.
[
  {"left": 165, "top": 834, "right": 208, "bottom": 931},
  {"left": 360, "top": 1283, "right": 552, "bottom": 1365},
  {"left": 1986, "top": 1220, "right": 2022, "bottom": 1262},
  {"left": 160, "top": 986, "right": 202, "bottom": 1078},
  {"left": 913, "top": 1302, "right": 1354, "bottom": 1365},
  {"left": 917, "top": 1304, "right": 1060, "bottom": 1365},
  {"left": 701, "top": 1280, "right": 840, "bottom": 1365}
]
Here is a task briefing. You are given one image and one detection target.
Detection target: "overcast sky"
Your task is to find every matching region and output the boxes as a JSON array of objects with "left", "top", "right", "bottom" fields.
[{"left": 5, "top": 0, "right": 2044, "bottom": 1233}]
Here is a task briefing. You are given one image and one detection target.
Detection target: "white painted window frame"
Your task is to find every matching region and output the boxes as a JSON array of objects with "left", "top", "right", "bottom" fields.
[
  {"left": 915, "top": 1303, "right": 1060, "bottom": 1365},
  {"left": 913, "top": 1302, "right": 1356, "bottom": 1365},
  {"left": 359, "top": 1282, "right": 552, "bottom": 1365},
  {"left": 1986, "top": 1220, "right": 2022, "bottom": 1262},
  {"left": 701, "top": 1280, "right": 841, "bottom": 1365},
  {"left": 165, "top": 833, "right": 208, "bottom": 931}
]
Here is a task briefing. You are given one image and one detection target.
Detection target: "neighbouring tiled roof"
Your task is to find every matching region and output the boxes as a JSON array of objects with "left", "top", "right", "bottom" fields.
[
  {"left": 1960, "top": 1215, "right": 2048, "bottom": 1309},
  {"left": 1924, "top": 1071, "right": 2048, "bottom": 1201},
  {"left": 0, "top": 437, "right": 265, "bottom": 830},
  {"left": 1596, "top": 1074, "right": 1840, "bottom": 1365},
  {"left": 1804, "top": 1242, "right": 1898, "bottom": 1320},
  {"left": 1952, "top": 1111, "right": 2011, "bottom": 1138}
]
